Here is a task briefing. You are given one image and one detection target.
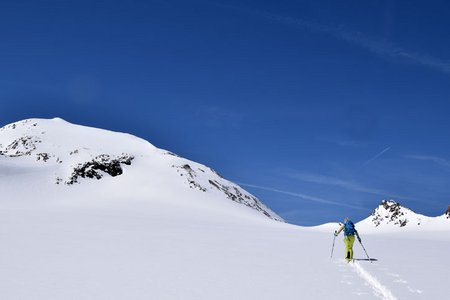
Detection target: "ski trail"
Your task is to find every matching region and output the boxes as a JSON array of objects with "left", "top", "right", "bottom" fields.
[{"left": 351, "top": 262, "right": 397, "bottom": 300}]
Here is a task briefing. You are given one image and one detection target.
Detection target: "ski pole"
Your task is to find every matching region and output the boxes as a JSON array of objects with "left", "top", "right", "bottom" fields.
[
  {"left": 357, "top": 237, "right": 371, "bottom": 263},
  {"left": 330, "top": 233, "right": 336, "bottom": 259}
]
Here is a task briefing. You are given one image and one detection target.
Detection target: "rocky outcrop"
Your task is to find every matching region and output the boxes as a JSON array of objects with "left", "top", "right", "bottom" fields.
[
  {"left": 0, "top": 118, "right": 283, "bottom": 222},
  {"left": 66, "top": 154, "right": 134, "bottom": 184},
  {"left": 0, "top": 136, "right": 41, "bottom": 157},
  {"left": 446, "top": 205, "right": 450, "bottom": 219},
  {"left": 172, "top": 163, "right": 283, "bottom": 221},
  {"left": 208, "top": 179, "right": 274, "bottom": 219},
  {"left": 371, "top": 200, "right": 410, "bottom": 227},
  {"left": 173, "top": 164, "right": 207, "bottom": 192}
]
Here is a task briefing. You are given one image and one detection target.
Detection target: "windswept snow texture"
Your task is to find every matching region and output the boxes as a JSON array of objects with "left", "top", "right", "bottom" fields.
[{"left": 0, "top": 118, "right": 449, "bottom": 299}]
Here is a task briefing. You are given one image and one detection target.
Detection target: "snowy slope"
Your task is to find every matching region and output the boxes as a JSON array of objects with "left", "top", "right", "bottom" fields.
[
  {"left": 0, "top": 118, "right": 282, "bottom": 221},
  {"left": 1, "top": 118, "right": 449, "bottom": 300}
]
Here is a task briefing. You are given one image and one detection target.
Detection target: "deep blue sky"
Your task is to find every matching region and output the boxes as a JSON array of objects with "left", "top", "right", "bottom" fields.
[{"left": 1, "top": 0, "right": 450, "bottom": 225}]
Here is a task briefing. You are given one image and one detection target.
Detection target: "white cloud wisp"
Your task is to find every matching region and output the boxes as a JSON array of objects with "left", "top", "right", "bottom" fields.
[
  {"left": 406, "top": 155, "right": 450, "bottom": 171},
  {"left": 291, "top": 172, "right": 415, "bottom": 201},
  {"left": 239, "top": 183, "right": 364, "bottom": 210},
  {"left": 219, "top": 4, "right": 450, "bottom": 74}
]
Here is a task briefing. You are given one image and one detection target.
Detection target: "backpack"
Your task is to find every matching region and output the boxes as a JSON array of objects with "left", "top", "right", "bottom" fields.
[{"left": 343, "top": 220, "right": 356, "bottom": 236}]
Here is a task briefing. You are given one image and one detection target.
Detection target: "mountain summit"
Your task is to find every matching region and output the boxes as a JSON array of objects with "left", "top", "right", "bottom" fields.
[
  {"left": 357, "top": 200, "right": 449, "bottom": 232},
  {"left": 370, "top": 200, "right": 415, "bottom": 227},
  {"left": 0, "top": 118, "right": 282, "bottom": 222}
]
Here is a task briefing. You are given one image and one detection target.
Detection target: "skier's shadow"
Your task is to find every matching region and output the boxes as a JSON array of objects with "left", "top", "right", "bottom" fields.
[{"left": 354, "top": 258, "right": 378, "bottom": 262}]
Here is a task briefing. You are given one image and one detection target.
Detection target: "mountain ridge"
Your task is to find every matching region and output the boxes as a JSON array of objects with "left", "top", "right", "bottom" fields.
[
  {"left": 0, "top": 118, "right": 283, "bottom": 222},
  {"left": 356, "top": 199, "right": 449, "bottom": 232}
]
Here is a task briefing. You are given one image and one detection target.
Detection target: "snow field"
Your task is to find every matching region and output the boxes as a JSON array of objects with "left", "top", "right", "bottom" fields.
[
  {"left": 1, "top": 204, "right": 448, "bottom": 300},
  {"left": 1, "top": 118, "right": 448, "bottom": 299}
]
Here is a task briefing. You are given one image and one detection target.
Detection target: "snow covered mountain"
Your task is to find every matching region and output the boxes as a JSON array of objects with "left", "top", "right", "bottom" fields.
[
  {"left": 0, "top": 118, "right": 282, "bottom": 221},
  {"left": 357, "top": 200, "right": 449, "bottom": 232},
  {"left": 368, "top": 200, "right": 419, "bottom": 227},
  {"left": 1, "top": 118, "right": 449, "bottom": 300}
]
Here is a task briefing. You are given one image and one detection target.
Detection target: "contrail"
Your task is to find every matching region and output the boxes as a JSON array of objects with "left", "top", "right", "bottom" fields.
[
  {"left": 239, "top": 183, "right": 364, "bottom": 210},
  {"left": 291, "top": 171, "right": 417, "bottom": 201},
  {"left": 211, "top": 2, "right": 450, "bottom": 74},
  {"left": 363, "top": 146, "right": 391, "bottom": 166},
  {"left": 406, "top": 155, "right": 450, "bottom": 171}
]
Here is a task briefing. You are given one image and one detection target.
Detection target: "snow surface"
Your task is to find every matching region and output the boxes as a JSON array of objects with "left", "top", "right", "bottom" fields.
[{"left": 1, "top": 118, "right": 449, "bottom": 299}]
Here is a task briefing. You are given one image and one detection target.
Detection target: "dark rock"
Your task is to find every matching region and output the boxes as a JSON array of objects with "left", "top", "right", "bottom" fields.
[
  {"left": 164, "top": 151, "right": 179, "bottom": 157},
  {"left": 371, "top": 200, "right": 408, "bottom": 227},
  {"left": 36, "top": 153, "right": 50, "bottom": 162},
  {"left": 66, "top": 154, "right": 134, "bottom": 184},
  {"left": 208, "top": 179, "right": 272, "bottom": 219},
  {"left": 0, "top": 136, "right": 40, "bottom": 156},
  {"left": 172, "top": 164, "right": 207, "bottom": 192},
  {"left": 171, "top": 163, "right": 280, "bottom": 220}
]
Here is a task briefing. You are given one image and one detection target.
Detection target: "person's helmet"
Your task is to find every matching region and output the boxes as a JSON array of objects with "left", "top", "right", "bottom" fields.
[{"left": 344, "top": 217, "right": 350, "bottom": 223}]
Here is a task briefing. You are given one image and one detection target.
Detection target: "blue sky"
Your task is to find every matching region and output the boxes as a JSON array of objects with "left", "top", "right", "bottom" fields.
[{"left": 1, "top": 0, "right": 450, "bottom": 225}]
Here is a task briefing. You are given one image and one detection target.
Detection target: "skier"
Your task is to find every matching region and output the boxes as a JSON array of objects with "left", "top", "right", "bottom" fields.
[{"left": 334, "top": 217, "right": 361, "bottom": 262}]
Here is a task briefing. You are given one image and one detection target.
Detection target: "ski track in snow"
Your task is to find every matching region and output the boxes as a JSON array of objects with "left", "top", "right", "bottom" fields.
[{"left": 351, "top": 262, "right": 397, "bottom": 300}]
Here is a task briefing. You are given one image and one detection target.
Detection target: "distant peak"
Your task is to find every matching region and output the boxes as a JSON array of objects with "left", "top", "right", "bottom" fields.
[
  {"left": 380, "top": 199, "right": 402, "bottom": 211},
  {"left": 371, "top": 199, "right": 412, "bottom": 227}
]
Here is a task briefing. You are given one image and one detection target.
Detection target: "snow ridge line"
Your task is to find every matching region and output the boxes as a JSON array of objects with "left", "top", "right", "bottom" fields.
[{"left": 351, "top": 262, "right": 397, "bottom": 300}]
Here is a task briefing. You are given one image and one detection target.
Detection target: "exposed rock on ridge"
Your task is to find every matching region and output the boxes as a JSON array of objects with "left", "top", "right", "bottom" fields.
[
  {"left": 172, "top": 163, "right": 283, "bottom": 221},
  {"left": 0, "top": 118, "right": 283, "bottom": 222},
  {"left": 371, "top": 200, "right": 412, "bottom": 227},
  {"left": 66, "top": 154, "right": 134, "bottom": 185}
]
